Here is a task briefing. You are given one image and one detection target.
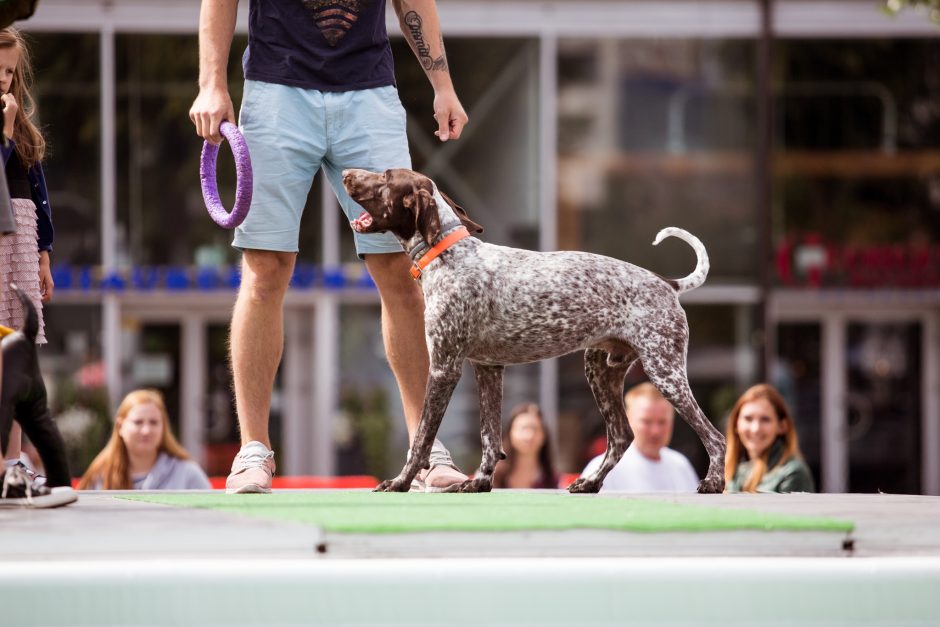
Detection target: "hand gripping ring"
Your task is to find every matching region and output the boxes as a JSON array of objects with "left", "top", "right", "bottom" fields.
[{"left": 200, "top": 121, "right": 252, "bottom": 229}]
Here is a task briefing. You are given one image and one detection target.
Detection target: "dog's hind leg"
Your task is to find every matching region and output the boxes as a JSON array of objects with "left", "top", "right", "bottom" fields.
[
  {"left": 569, "top": 348, "right": 635, "bottom": 494},
  {"left": 635, "top": 329, "right": 726, "bottom": 493},
  {"left": 453, "top": 363, "right": 504, "bottom": 493},
  {"left": 374, "top": 357, "right": 464, "bottom": 493}
]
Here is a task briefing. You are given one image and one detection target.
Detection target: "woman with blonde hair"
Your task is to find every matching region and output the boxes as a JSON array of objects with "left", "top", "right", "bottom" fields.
[
  {"left": 724, "top": 383, "right": 815, "bottom": 493},
  {"left": 78, "top": 389, "right": 210, "bottom": 490}
]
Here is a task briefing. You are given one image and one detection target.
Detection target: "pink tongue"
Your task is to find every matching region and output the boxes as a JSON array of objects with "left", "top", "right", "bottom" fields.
[{"left": 351, "top": 211, "right": 373, "bottom": 231}]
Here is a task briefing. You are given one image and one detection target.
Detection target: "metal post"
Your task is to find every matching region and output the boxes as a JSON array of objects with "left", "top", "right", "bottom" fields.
[
  {"left": 180, "top": 314, "right": 207, "bottom": 466},
  {"left": 283, "top": 308, "right": 311, "bottom": 475},
  {"left": 538, "top": 31, "right": 560, "bottom": 455},
  {"left": 821, "top": 313, "right": 848, "bottom": 492},
  {"left": 923, "top": 312, "right": 940, "bottom": 495},
  {"left": 756, "top": 0, "right": 774, "bottom": 382},
  {"left": 100, "top": 27, "right": 121, "bottom": 410},
  {"left": 309, "top": 178, "right": 342, "bottom": 475},
  {"left": 312, "top": 293, "right": 338, "bottom": 475}
]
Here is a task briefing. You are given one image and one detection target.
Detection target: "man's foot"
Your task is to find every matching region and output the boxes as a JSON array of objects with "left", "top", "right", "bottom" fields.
[
  {"left": 0, "top": 464, "right": 76, "bottom": 508},
  {"left": 409, "top": 440, "right": 467, "bottom": 493},
  {"left": 226, "top": 441, "right": 275, "bottom": 494}
]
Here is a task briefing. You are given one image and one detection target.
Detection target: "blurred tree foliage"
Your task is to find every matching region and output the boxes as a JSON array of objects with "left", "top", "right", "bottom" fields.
[
  {"left": 49, "top": 378, "right": 112, "bottom": 476},
  {"left": 882, "top": 0, "right": 940, "bottom": 22}
]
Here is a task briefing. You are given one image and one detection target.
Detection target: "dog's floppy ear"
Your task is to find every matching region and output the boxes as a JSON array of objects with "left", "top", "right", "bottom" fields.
[
  {"left": 414, "top": 188, "right": 441, "bottom": 245},
  {"left": 439, "top": 190, "right": 483, "bottom": 234}
]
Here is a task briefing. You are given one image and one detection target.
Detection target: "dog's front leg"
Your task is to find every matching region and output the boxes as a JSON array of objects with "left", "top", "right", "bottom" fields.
[{"left": 374, "top": 360, "right": 464, "bottom": 492}]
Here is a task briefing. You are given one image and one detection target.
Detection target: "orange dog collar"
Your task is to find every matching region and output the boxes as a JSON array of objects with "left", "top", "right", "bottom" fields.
[{"left": 410, "top": 227, "right": 471, "bottom": 280}]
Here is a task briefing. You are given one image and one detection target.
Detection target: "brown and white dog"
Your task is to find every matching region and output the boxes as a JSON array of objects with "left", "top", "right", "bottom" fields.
[{"left": 342, "top": 168, "right": 726, "bottom": 493}]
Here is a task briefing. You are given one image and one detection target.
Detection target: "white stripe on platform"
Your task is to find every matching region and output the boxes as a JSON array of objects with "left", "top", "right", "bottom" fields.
[{"left": 4, "top": 557, "right": 940, "bottom": 626}]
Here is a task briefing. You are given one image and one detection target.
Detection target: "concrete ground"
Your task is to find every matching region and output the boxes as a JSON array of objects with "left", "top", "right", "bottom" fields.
[
  {"left": 2, "top": 491, "right": 940, "bottom": 626},
  {"left": 3, "top": 491, "right": 938, "bottom": 559}
]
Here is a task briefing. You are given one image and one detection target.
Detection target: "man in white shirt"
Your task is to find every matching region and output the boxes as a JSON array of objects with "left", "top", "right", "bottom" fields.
[{"left": 581, "top": 383, "right": 699, "bottom": 493}]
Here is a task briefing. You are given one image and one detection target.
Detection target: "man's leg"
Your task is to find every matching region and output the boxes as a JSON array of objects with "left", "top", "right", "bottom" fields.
[
  {"left": 362, "top": 253, "right": 428, "bottom": 443},
  {"left": 227, "top": 78, "right": 326, "bottom": 493},
  {"left": 225, "top": 249, "right": 295, "bottom": 493}
]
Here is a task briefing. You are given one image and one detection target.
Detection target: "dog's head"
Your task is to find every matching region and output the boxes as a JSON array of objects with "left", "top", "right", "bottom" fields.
[{"left": 342, "top": 168, "right": 482, "bottom": 246}]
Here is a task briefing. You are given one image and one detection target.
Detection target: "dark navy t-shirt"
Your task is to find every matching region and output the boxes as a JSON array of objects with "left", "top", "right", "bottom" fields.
[{"left": 244, "top": 0, "right": 396, "bottom": 92}]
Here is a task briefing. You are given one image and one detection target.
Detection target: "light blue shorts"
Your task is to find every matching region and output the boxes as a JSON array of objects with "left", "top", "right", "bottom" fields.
[{"left": 233, "top": 80, "right": 411, "bottom": 257}]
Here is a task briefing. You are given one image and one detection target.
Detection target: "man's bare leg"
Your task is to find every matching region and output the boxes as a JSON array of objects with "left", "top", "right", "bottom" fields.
[
  {"left": 363, "top": 253, "right": 427, "bottom": 442},
  {"left": 225, "top": 249, "right": 294, "bottom": 493},
  {"left": 364, "top": 252, "right": 466, "bottom": 490}
]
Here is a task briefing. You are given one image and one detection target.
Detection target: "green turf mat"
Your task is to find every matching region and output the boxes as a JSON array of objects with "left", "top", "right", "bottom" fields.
[{"left": 119, "top": 492, "right": 854, "bottom": 534}]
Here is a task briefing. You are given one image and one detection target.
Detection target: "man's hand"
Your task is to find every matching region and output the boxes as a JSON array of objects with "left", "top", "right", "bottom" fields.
[
  {"left": 2, "top": 93, "right": 17, "bottom": 139},
  {"left": 433, "top": 89, "right": 468, "bottom": 142},
  {"left": 38, "top": 250, "right": 53, "bottom": 303},
  {"left": 191, "top": 0, "right": 239, "bottom": 144},
  {"left": 189, "top": 86, "right": 235, "bottom": 145},
  {"left": 393, "top": 1, "right": 468, "bottom": 142}
]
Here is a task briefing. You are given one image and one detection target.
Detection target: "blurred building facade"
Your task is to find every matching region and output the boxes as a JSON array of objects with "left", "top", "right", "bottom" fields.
[{"left": 23, "top": 0, "right": 940, "bottom": 494}]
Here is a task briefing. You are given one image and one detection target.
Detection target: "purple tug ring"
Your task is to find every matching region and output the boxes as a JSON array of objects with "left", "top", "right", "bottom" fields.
[{"left": 200, "top": 121, "right": 252, "bottom": 229}]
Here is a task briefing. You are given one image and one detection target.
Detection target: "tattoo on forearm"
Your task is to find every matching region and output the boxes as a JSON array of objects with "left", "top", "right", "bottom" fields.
[
  {"left": 431, "top": 35, "right": 448, "bottom": 71},
  {"left": 404, "top": 11, "right": 448, "bottom": 72}
]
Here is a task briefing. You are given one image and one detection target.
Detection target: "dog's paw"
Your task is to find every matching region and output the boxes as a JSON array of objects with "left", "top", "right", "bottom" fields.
[
  {"left": 567, "top": 477, "right": 601, "bottom": 494},
  {"left": 697, "top": 475, "right": 724, "bottom": 494},
  {"left": 448, "top": 477, "right": 492, "bottom": 493},
  {"left": 373, "top": 478, "right": 410, "bottom": 492}
]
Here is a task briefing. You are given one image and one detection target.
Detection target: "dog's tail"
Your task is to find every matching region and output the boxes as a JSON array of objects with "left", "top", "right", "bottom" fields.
[
  {"left": 652, "top": 228, "right": 709, "bottom": 294},
  {"left": 10, "top": 283, "right": 39, "bottom": 342}
]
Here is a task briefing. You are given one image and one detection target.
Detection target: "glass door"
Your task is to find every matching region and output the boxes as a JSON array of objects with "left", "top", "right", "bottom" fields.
[
  {"left": 773, "top": 303, "right": 939, "bottom": 495},
  {"left": 845, "top": 321, "right": 922, "bottom": 494}
]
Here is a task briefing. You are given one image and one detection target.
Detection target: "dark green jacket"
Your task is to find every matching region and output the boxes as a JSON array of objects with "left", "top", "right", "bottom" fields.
[{"left": 727, "top": 438, "right": 815, "bottom": 493}]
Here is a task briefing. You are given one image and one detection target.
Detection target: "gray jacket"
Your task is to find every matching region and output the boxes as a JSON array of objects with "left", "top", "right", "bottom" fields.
[{"left": 132, "top": 453, "right": 212, "bottom": 490}]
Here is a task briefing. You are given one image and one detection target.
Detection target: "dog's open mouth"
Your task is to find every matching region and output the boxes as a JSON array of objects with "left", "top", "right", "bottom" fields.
[{"left": 350, "top": 210, "right": 373, "bottom": 233}]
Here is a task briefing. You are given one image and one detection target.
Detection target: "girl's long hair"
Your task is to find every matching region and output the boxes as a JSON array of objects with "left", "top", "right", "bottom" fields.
[
  {"left": 78, "top": 389, "right": 191, "bottom": 490},
  {"left": 0, "top": 27, "right": 45, "bottom": 168},
  {"left": 723, "top": 383, "right": 803, "bottom": 492},
  {"left": 492, "top": 403, "right": 558, "bottom": 489}
]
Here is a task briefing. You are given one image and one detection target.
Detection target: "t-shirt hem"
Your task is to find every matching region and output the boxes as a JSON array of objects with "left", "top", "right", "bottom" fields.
[{"left": 244, "top": 71, "right": 396, "bottom": 92}]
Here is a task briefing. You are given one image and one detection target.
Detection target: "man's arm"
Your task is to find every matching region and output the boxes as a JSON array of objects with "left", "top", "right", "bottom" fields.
[
  {"left": 391, "top": 0, "right": 468, "bottom": 141},
  {"left": 189, "top": 0, "right": 239, "bottom": 144}
]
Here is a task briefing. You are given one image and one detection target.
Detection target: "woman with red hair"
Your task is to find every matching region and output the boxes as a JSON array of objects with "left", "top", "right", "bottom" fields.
[
  {"left": 724, "top": 384, "right": 815, "bottom": 493},
  {"left": 79, "top": 389, "right": 210, "bottom": 490}
]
